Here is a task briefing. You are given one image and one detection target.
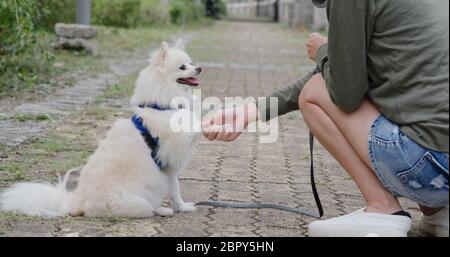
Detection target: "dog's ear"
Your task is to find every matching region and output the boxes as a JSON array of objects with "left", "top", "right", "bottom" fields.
[
  {"left": 174, "top": 38, "right": 185, "bottom": 51},
  {"left": 158, "top": 41, "right": 169, "bottom": 63}
]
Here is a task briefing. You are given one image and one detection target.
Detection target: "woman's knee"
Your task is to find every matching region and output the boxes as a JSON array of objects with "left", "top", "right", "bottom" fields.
[{"left": 298, "top": 73, "right": 326, "bottom": 111}]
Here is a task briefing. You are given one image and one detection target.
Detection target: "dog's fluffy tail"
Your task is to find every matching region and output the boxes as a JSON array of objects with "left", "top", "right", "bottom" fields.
[{"left": 0, "top": 167, "right": 80, "bottom": 217}]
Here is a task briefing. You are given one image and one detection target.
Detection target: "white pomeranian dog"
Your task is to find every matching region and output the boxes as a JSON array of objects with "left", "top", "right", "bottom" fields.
[{"left": 0, "top": 39, "right": 203, "bottom": 218}]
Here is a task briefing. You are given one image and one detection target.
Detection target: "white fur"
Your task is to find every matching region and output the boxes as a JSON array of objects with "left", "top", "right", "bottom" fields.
[{"left": 0, "top": 39, "right": 202, "bottom": 218}]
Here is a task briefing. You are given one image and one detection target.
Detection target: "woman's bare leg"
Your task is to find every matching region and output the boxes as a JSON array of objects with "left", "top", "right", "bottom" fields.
[{"left": 299, "top": 74, "right": 402, "bottom": 214}]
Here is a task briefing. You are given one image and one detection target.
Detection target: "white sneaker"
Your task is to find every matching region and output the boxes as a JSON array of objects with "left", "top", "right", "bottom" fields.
[
  {"left": 420, "top": 205, "right": 449, "bottom": 237},
  {"left": 308, "top": 208, "right": 411, "bottom": 237}
]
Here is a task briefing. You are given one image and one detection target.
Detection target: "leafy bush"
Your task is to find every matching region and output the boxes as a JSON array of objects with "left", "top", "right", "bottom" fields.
[
  {"left": 203, "top": 0, "right": 227, "bottom": 18},
  {"left": 170, "top": 0, "right": 204, "bottom": 25},
  {"left": 140, "top": 0, "right": 170, "bottom": 26},
  {"left": 0, "top": 1, "right": 58, "bottom": 97},
  {"left": 0, "top": 31, "right": 55, "bottom": 98},
  {"left": 92, "top": 0, "right": 141, "bottom": 28},
  {"left": 0, "top": 0, "right": 40, "bottom": 55},
  {"left": 215, "top": 0, "right": 227, "bottom": 15},
  {"left": 37, "top": 0, "right": 76, "bottom": 30}
]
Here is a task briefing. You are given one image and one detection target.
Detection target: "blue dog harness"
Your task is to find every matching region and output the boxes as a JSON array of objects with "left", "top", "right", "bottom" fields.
[{"left": 131, "top": 103, "right": 172, "bottom": 170}]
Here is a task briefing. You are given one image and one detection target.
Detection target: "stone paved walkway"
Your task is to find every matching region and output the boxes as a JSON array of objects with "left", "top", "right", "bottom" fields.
[{"left": 0, "top": 21, "right": 424, "bottom": 237}]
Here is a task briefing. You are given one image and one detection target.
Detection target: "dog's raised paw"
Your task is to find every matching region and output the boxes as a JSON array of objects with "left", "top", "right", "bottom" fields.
[{"left": 177, "top": 202, "right": 196, "bottom": 212}]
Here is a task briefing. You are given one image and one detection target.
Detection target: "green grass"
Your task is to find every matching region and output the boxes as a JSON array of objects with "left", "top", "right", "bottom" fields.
[
  {"left": 0, "top": 162, "right": 29, "bottom": 182},
  {"left": 82, "top": 106, "right": 113, "bottom": 121},
  {"left": 0, "top": 112, "right": 101, "bottom": 184},
  {"left": 100, "top": 72, "right": 138, "bottom": 100},
  {"left": 30, "top": 135, "right": 84, "bottom": 153},
  {"left": 0, "top": 212, "right": 43, "bottom": 235},
  {"left": 107, "top": 216, "right": 129, "bottom": 225},
  {"left": 0, "top": 113, "right": 54, "bottom": 122},
  {"left": 0, "top": 138, "right": 87, "bottom": 185},
  {"left": 0, "top": 212, "right": 38, "bottom": 231},
  {"left": 103, "top": 83, "right": 134, "bottom": 99},
  {"left": 0, "top": 211, "right": 44, "bottom": 235},
  {"left": 0, "top": 129, "right": 93, "bottom": 184}
]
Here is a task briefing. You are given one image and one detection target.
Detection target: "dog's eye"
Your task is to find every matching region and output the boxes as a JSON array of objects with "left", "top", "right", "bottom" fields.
[{"left": 179, "top": 65, "right": 187, "bottom": 70}]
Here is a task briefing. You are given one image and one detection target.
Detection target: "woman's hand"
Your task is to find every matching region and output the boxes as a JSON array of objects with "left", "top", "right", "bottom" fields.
[
  {"left": 202, "top": 102, "right": 260, "bottom": 142},
  {"left": 306, "top": 33, "right": 328, "bottom": 61}
]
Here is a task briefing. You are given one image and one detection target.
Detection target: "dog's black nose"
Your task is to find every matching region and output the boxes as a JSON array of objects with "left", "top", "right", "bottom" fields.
[{"left": 196, "top": 67, "right": 202, "bottom": 73}]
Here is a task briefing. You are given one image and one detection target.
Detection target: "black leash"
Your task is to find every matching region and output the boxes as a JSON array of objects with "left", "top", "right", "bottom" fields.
[
  {"left": 196, "top": 132, "right": 324, "bottom": 218},
  {"left": 307, "top": 131, "right": 324, "bottom": 217}
]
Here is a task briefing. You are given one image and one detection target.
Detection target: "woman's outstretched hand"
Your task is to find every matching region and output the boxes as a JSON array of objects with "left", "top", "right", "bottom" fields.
[{"left": 202, "top": 102, "right": 260, "bottom": 142}]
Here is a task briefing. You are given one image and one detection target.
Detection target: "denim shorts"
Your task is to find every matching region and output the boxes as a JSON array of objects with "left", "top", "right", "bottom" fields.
[{"left": 368, "top": 115, "right": 449, "bottom": 208}]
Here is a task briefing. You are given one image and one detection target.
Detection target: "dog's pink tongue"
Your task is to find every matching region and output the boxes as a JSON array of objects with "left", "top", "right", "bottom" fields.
[{"left": 186, "top": 77, "right": 199, "bottom": 86}]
